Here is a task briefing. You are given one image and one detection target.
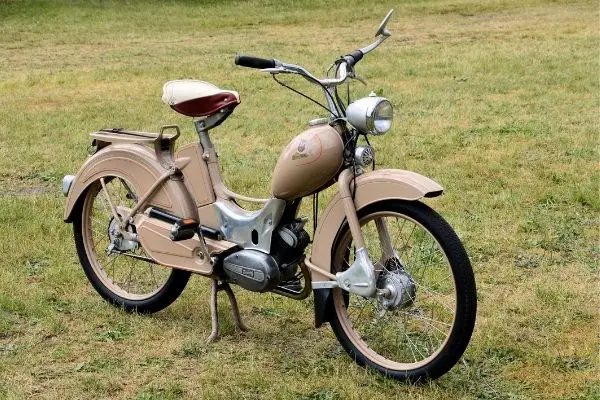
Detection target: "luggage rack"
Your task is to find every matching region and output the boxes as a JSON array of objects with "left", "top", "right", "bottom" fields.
[{"left": 89, "top": 125, "right": 181, "bottom": 155}]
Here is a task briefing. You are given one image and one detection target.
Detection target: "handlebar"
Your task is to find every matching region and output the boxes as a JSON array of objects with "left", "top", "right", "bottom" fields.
[
  {"left": 234, "top": 54, "right": 276, "bottom": 69},
  {"left": 233, "top": 48, "right": 365, "bottom": 89}
]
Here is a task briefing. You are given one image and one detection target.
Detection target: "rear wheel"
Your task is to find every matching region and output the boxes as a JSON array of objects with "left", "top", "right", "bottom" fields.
[
  {"left": 73, "top": 175, "right": 190, "bottom": 313},
  {"left": 328, "top": 200, "right": 476, "bottom": 382}
]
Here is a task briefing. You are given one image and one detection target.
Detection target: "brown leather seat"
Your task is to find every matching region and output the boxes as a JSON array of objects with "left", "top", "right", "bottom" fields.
[{"left": 162, "top": 80, "right": 240, "bottom": 118}]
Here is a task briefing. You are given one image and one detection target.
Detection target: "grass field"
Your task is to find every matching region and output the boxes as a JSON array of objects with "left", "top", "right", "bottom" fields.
[{"left": 0, "top": 0, "right": 598, "bottom": 398}]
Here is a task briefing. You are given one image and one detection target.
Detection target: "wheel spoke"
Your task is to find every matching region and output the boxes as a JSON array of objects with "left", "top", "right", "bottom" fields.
[
  {"left": 398, "top": 223, "right": 417, "bottom": 260},
  {"left": 119, "top": 178, "right": 138, "bottom": 202},
  {"left": 412, "top": 282, "right": 455, "bottom": 313},
  {"left": 103, "top": 254, "right": 119, "bottom": 284},
  {"left": 392, "top": 217, "right": 407, "bottom": 253},
  {"left": 415, "top": 241, "right": 438, "bottom": 283},
  {"left": 398, "top": 309, "right": 452, "bottom": 333},
  {"left": 404, "top": 329, "right": 426, "bottom": 361}
]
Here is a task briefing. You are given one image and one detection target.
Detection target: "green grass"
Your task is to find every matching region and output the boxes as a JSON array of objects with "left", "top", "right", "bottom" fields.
[{"left": 0, "top": 0, "right": 598, "bottom": 398}]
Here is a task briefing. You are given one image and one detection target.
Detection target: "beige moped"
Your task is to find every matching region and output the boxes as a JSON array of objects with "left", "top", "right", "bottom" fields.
[{"left": 63, "top": 10, "right": 476, "bottom": 382}]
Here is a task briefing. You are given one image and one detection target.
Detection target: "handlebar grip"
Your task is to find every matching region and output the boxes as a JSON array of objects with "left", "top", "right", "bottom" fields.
[
  {"left": 344, "top": 50, "right": 364, "bottom": 67},
  {"left": 234, "top": 54, "right": 276, "bottom": 69}
]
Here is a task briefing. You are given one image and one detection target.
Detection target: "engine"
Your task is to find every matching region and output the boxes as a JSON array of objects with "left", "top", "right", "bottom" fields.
[
  {"left": 271, "top": 219, "right": 310, "bottom": 281},
  {"left": 222, "top": 219, "right": 310, "bottom": 292},
  {"left": 222, "top": 249, "right": 280, "bottom": 292}
]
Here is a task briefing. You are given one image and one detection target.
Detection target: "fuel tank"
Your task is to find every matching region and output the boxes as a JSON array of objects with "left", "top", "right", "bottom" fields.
[{"left": 272, "top": 123, "right": 344, "bottom": 200}]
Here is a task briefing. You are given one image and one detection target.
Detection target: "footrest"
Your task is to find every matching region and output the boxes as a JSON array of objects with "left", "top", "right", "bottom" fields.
[
  {"left": 170, "top": 219, "right": 200, "bottom": 241},
  {"left": 148, "top": 208, "right": 199, "bottom": 241}
]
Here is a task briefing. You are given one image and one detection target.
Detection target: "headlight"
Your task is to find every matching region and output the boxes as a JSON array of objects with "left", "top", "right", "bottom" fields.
[{"left": 345, "top": 96, "right": 393, "bottom": 135}]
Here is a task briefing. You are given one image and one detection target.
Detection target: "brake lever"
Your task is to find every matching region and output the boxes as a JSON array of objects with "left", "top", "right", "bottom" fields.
[
  {"left": 326, "top": 62, "right": 337, "bottom": 77},
  {"left": 260, "top": 67, "right": 288, "bottom": 74},
  {"left": 349, "top": 72, "right": 367, "bottom": 86}
]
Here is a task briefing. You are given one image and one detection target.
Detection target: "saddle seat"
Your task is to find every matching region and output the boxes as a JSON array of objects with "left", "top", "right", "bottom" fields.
[{"left": 162, "top": 80, "right": 240, "bottom": 118}]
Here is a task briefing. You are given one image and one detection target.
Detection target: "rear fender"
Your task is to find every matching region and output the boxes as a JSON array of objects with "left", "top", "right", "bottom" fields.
[
  {"left": 64, "top": 143, "right": 198, "bottom": 222},
  {"left": 310, "top": 169, "right": 443, "bottom": 327}
]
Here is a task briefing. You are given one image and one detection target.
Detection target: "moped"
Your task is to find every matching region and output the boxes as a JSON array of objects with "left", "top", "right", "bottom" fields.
[{"left": 63, "top": 10, "right": 476, "bottom": 382}]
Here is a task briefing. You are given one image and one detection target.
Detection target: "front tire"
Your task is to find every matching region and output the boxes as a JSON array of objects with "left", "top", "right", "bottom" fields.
[
  {"left": 72, "top": 175, "right": 190, "bottom": 314},
  {"left": 328, "top": 200, "right": 476, "bottom": 382}
]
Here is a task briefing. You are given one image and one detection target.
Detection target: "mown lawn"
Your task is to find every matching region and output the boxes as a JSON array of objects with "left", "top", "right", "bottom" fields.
[{"left": 0, "top": 0, "right": 598, "bottom": 399}]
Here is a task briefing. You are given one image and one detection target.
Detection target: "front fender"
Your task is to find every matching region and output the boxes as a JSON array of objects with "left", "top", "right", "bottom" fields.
[
  {"left": 64, "top": 143, "right": 198, "bottom": 223},
  {"left": 310, "top": 169, "right": 443, "bottom": 281},
  {"left": 310, "top": 169, "right": 443, "bottom": 327}
]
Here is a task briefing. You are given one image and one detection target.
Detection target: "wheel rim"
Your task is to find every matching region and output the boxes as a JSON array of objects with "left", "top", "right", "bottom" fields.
[
  {"left": 81, "top": 175, "right": 173, "bottom": 301},
  {"left": 332, "top": 211, "right": 457, "bottom": 371}
]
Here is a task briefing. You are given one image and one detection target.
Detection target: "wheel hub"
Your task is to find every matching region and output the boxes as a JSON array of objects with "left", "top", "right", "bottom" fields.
[
  {"left": 377, "top": 267, "right": 416, "bottom": 310},
  {"left": 107, "top": 217, "right": 138, "bottom": 252}
]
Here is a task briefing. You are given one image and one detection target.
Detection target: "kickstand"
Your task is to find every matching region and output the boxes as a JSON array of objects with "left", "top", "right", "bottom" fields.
[{"left": 206, "top": 279, "right": 248, "bottom": 343}]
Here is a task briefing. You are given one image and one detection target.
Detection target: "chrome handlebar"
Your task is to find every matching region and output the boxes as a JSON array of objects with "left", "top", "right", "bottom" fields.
[
  {"left": 262, "top": 59, "right": 350, "bottom": 87},
  {"left": 261, "top": 24, "right": 391, "bottom": 88}
]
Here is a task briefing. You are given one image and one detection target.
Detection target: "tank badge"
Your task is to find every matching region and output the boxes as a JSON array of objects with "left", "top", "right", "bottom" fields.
[{"left": 292, "top": 140, "right": 309, "bottom": 160}]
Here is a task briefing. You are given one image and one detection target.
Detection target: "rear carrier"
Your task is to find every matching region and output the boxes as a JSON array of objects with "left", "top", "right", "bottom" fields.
[
  {"left": 89, "top": 125, "right": 181, "bottom": 161},
  {"left": 62, "top": 125, "right": 182, "bottom": 199}
]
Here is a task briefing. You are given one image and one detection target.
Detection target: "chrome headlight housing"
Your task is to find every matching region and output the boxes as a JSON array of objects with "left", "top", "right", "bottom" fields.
[{"left": 345, "top": 96, "right": 393, "bottom": 135}]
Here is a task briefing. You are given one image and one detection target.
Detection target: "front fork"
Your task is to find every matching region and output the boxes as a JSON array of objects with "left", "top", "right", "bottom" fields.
[{"left": 310, "top": 168, "right": 395, "bottom": 298}]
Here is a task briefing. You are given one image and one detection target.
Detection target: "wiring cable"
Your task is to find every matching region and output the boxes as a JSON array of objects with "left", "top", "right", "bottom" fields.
[{"left": 273, "top": 74, "right": 332, "bottom": 115}]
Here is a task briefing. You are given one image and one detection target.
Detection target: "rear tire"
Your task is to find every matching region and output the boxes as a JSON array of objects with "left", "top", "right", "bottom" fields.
[
  {"left": 328, "top": 200, "right": 476, "bottom": 382},
  {"left": 73, "top": 176, "right": 190, "bottom": 314}
]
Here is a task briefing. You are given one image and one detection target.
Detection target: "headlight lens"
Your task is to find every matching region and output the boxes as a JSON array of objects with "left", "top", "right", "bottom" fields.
[
  {"left": 370, "top": 99, "right": 393, "bottom": 134},
  {"left": 345, "top": 96, "right": 394, "bottom": 135}
]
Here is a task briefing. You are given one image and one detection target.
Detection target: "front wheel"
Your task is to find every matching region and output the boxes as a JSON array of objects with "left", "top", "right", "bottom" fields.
[{"left": 328, "top": 200, "right": 476, "bottom": 382}]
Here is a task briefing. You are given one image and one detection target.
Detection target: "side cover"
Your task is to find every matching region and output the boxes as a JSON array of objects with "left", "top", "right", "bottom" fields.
[
  {"left": 309, "top": 169, "right": 444, "bottom": 281},
  {"left": 175, "top": 143, "right": 216, "bottom": 208},
  {"left": 64, "top": 143, "right": 198, "bottom": 223}
]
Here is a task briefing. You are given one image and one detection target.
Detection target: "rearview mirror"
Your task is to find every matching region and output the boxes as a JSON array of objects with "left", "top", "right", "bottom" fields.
[{"left": 375, "top": 9, "right": 394, "bottom": 37}]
